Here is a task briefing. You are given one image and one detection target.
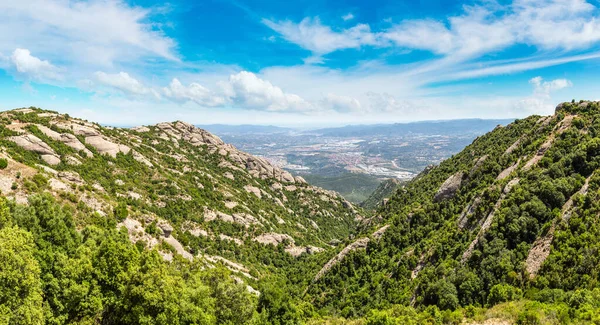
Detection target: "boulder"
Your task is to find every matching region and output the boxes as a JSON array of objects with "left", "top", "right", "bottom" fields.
[
  {"left": 85, "top": 136, "right": 130, "bottom": 157},
  {"left": 433, "top": 171, "right": 464, "bottom": 202}
]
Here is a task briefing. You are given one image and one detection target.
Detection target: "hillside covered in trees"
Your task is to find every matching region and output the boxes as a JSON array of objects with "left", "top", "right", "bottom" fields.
[
  {"left": 301, "top": 100, "right": 600, "bottom": 324},
  {"left": 4, "top": 102, "right": 600, "bottom": 324}
]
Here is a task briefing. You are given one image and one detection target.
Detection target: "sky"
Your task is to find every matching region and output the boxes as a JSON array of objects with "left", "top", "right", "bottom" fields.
[{"left": 0, "top": 0, "right": 599, "bottom": 127}]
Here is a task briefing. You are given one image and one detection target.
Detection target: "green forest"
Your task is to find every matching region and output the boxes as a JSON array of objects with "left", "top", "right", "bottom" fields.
[{"left": 3, "top": 101, "right": 600, "bottom": 324}]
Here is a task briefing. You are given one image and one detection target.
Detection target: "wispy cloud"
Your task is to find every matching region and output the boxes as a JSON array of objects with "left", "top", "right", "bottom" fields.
[
  {"left": 264, "top": 0, "right": 600, "bottom": 74},
  {"left": 0, "top": 0, "right": 177, "bottom": 71},
  {"left": 342, "top": 13, "right": 354, "bottom": 21},
  {"left": 94, "top": 71, "right": 160, "bottom": 99},
  {"left": 262, "top": 17, "right": 379, "bottom": 56}
]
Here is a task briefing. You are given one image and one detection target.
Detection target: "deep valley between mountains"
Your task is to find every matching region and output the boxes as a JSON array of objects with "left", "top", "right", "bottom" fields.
[{"left": 3, "top": 101, "right": 600, "bottom": 324}]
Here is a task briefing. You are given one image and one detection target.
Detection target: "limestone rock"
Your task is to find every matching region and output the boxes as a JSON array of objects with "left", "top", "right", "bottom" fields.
[
  {"left": 36, "top": 124, "right": 93, "bottom": 157},
  {"left": 9, "top": 134, "right": 56, "bottom": 156},
  {"left": 132, "top": 150, "right": 153, "bottom": 167},
  {"left": 253, "top": 233, "right": 294, "bottom": 246},
  {"left": 433, "top": 171, "right": 464, "bottom": 202},
  {"left": 244, "top": 185, "right": 262, "bottom": 198},
  {"left": 58, "top": 171, "right": 84, "bottom": 184},
  {"left": 85, "top": 136, "right": 130, "bottom": 157}
]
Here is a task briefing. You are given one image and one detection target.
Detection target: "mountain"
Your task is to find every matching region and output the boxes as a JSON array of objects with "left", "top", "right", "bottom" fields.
[
  {"left": 360, "top": 178, "right": 403, "bottom": 209},
  {"left": 197, "top": 124, "right": 293, "bottom": 135},
  {"left": 6, "top": 102, "right": 600, "bottom": 324},
  {"left": 300, "top": 100, "right": 600, "bottom": 323},
  {"left": 0, "top": 107, "right": 361, "bottom": 324},
  {"left": 311, "top": 118, "right": 515, "bottom": 137}
]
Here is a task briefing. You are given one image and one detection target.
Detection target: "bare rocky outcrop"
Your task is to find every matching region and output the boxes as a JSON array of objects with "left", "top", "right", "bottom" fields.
[
  {"left": 52, "top": 120, "right": 100, "bottom": 136},
  {"left": 9, "top": 134, "right": 60, "bottom": 165},
  {"left": 153, "top": 121, "right": 298, "bottom": 184},
  {"left": 36, "top": 124, "right": 93, "bottom": 157},
  {"left": 58, "top": 171, "right": 84, "bottom": 184},
  {"left": 314, "top": 238, "right": 370, "bottom": 282},
  {"left": 434, "top": 171, "right": 464, "bottom": 202},
  {"left": 132, "top": 150, "right": 153, "bottom": 167},
  {"left": 496, "top": 158, "right": 521, "bottom": 180},
  {"left": 244, "top": 185, "right": 262, "bottom": 198},
  {"left": 504, "top": 136, "right": 523, "bottom": 155},
  {"left": 253, "top": 233, "right": 294, "bottom": 246},
  {"left": 523, "top": 115, "right": 574, "bottom": 171},
  {"left": 461, "top": 178, "right": 520, "bottom": 263},
  {"left": 457, "top": 196, "right": 482, "bottom": 230},
  {"left": 525, "top": 175, "right": 592, "bottom": 278},
  {"left": 85, "top": 135, "right": 130, "bottom": 157},
  {"left": 131, "top": 126, "right": 150, "bottom": 133},
  {"left": 469, "top": 155, "right": 488, "bottom": 176},
  {"left": 314, "top": 225, "right": 390, "bottom": 282}
]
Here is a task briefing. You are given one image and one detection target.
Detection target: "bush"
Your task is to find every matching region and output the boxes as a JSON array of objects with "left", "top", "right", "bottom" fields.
[
  {"left": 488, "top": 284, "right": 523, "bottom": 306},
  {"left": 0, "top": 158, "right": 7, "bottom": 169}
]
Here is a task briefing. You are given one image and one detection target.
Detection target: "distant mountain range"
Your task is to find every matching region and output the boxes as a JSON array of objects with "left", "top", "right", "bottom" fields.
[{"left": 199, "top": 118, "right": 516, "bottom": 137}]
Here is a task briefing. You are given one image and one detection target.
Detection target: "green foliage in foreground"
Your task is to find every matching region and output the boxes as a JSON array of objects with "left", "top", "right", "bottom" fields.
[
  {"left": 307, "top": 295, "right": 600, "bottom": 325},
  {"left": 0, "top": 194, "right": 260, "bottom": 325}
]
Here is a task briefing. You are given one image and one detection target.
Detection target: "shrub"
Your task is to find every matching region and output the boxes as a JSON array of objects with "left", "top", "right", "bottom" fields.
[
  {"left": 0, "top": 159, "right": 7, "bottom": 170},
  {"left": 488, "top": 284, "right": 523, "bottom": 306}
]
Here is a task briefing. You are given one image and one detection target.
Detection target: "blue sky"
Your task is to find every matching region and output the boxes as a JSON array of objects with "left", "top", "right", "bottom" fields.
[{"left": 0, "top": 0, "right": 599, "bottom": 126}]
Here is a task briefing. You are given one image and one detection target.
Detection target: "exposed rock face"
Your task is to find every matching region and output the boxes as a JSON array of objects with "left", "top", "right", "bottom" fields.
[
  {"left": 434, "top": 171, "right": 464, "bottom": 202},
  {"left": 153, "top": 121, "right": 299, "bottom": 184},
  {"left": 52, "top": 121, "right": 100, "bottom": 136},
  {"left": 253, "top": 233, "right": 294, "bottom": 246},
  {"left": 58, "top": 171, "right": 83, "bottom": 184},
  {"left": 9, "top": 134, "right": 60, "bottom": 165},
  {"left": 523, "top": 115, "right": 574, "bottom": 171},
  {"left": 85, "top": 136, "right": 130, "bottom": 157},
  {"left": 461, "top": 178, "right": 520, "bottom": 263},
  {"left": 496, "top": 158, "right": 521, "bottom": 180},
  {"left": 131, "top": 126, "right": 150, "bottom": 133},
  {"left": 36, "top": 124, "right": 93, "bottom": 157},
  {"left": 132, "top": 150, "right": 153, "bottom": 167},
  {"left": 244, "top": 185, "right": 262, "bottom": 198},
  {"left": 525, "top": 175, "right": 592, "bottom": 278},
  {"left": 314, "top": 238, "right": 370, "bottom": 282}
]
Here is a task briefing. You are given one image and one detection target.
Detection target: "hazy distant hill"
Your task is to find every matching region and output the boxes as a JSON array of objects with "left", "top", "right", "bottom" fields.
[
  {"left": 312, "top": 118, "right": 515, "bottom": 137},
  {"left": 197, "top": 124, "right": 293, "bottom": 135}
]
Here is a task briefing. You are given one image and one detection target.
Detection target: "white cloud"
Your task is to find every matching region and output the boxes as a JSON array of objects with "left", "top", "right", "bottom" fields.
[
  {"left": 321, "top": 93, "right": 362, "bottom": 112},
  {"left": 94, "top": 71, "right": 157, "bottom": 98},
  {"left": 262, "top": 17, "right": 379, "bottom": 56},
  {"left": 0, "top": 0, "right": 177, "bottom": 72},
  {"left": 266, "top": 0, "right": 600, "bottom": 64},
  {"left": 514, "top": 76, "right": 573, "bottom": 114},
  {"left": 223, "top": 71, "right": 314, "bottom": 112},
  {"left": 342, "top": 13, "right": 354, "bottom": 21},
  {"left": 163, "top": 78, "right": 227, "bottom": 107},
  {"left": 10, "top": 48, "right": 61, "bottom": 81},
  {"left": 530, "top": 76, "right": 572, "bottom": 94}
]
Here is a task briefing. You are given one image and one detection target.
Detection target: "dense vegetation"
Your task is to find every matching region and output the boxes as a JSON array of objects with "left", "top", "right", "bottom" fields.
[
  {"left": 6, "top": 102, "right": 600, "bottom": 324},
  {"left": 296, "top": 101, "right": 600, "bottom": 323},
  {"left": 303, "top": 173, "right": 383, "bottom": 203},
  {"left": 360, "top": 178, "right": 402, "bottom": 210}
]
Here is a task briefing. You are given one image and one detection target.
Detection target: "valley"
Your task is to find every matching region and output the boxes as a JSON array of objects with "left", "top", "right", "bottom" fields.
[
  {"left": 202, "top": 119, "right": 512, "bottom": 203},
  {"left": 2, "top": 102, "right": 600, "bottom": 324}
]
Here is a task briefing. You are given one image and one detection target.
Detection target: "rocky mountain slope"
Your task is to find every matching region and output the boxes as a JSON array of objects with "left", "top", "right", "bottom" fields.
[
  {"left": 303, "top": 100, "right": 600, "bottom": 321},
  {"left": 0, "top": 107, "right": 360, "bottom": 284}
]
